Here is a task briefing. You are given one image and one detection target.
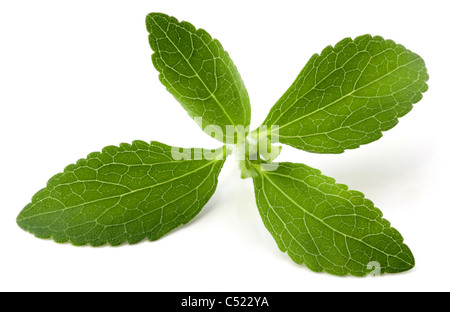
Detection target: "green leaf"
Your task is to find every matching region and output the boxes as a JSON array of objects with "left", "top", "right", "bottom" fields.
[
  {"left": 17, "top": 141, "right": 227, "bottom": 246},
  {"left": 146, "top": 13, "right": 251, "bottom": 143},
  {"left": 252, "top": 161, "right": 414, "bottom": 276},
  {"left": 260, "top": 35, "right": 428, "bottom": 153}
]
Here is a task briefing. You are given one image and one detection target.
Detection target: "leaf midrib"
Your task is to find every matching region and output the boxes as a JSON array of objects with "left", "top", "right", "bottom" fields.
[
  {"left": 257, "top": 169, "right": 413, "bottom": 267},
  {"left": 268, "top": 58, "right": 420, "bottom": 133},
  {"left": 268, "top": 45, "right": 392, "bottom": 126},
  {"left": 89, "top": 161, "right": 219, "bottom": 229},
  {"left": 258, "top": 176, "right": 317, "bottom": 259},
  {"left": 153, "top": 20, "right": 237, "bottom": 127},
  {"left": 18, "top": 160, "right": 219, "bottom": 222},
  {"left": 278, "top": 59, "right": 419, "bottom": 132}
]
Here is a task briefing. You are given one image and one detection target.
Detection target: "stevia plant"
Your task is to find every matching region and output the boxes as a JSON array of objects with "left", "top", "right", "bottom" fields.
[{"left": 17, "top": 12, "right": 428, "bottom": 277}]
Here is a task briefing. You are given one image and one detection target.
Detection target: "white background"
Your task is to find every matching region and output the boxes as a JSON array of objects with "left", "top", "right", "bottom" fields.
[{"left": 1, "top": 0, "right": 449, "bottom": 292}]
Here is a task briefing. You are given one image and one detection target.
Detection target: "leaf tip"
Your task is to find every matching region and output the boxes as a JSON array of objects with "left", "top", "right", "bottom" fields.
[{"left": 145, "top": 12, "right": 170, "bottom": 33}]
